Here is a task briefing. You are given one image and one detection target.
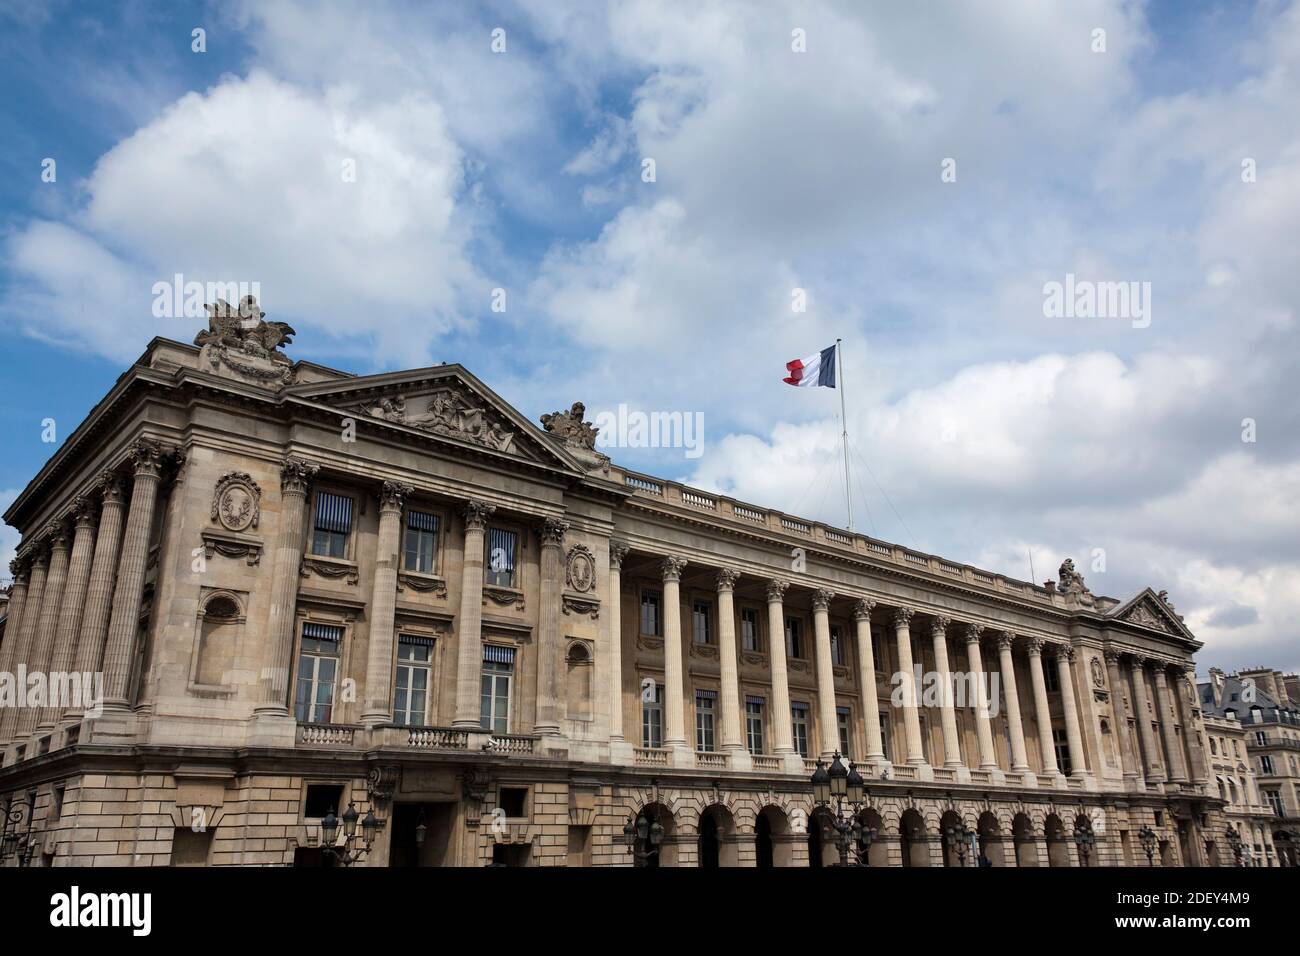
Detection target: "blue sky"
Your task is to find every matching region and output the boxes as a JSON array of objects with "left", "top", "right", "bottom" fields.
[{"left": 2, "top": 0, "right": 1298, "bottom": 672}]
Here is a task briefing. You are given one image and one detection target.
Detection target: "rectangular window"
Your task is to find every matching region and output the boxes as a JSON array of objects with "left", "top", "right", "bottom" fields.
[
  {"left": 791, "top": 703, "right": 810, "bottom": 758},
  {"left": 692, "top": 601, "right": 712, "bottom": 645},
  {"left": 1255, "top": 731, "right": 1269, "bottom": 746},
  {"left": 785, "top": 617, "right": 804, "bottom": 659},
  {"left": 1053, "top": 727, "right": 1072, "bottom": 775},
  {"left": 402, "top": 510, "right": 440, "bottom": 573},
  {"left": 640, "top": 590, "right": 662, "bottom": 636},
  {"left": 741, "top": 608, "right": 760, "bottom": 652},
  {"left": 1264, "top": 789, "right": 1284, "bottom": 816},
  {"left": 695, "top": 689, "right": 717, "bottom": 752},
  {"left": 1045, "top": 662, "right": 1060, "bottom": 693},
  {"left": 295, "top": 623, "right": 342, "bottom": 723},
  {"left": 484, "top": 528, "right": 518, "bottom": 588},
  {"left": 642, "top": 681, "right": 663, "bottom": 749},
  {"left": 837, "top": 706, "right": 852, "bottom": 758},
  {"left": 1260, "top": 755, "right": 1275, "bottom": 775},
  {"left": 311, "top": 492, "right": 353, "bottom": 558},
  {"left": 394, "top": 636, "right": 433, "bottom": 726},
  {"left": 879, "top": 711, "right": 891, "bottom": 760},
  {"left": 830, "top": 625, "right": 845, "bottom": 666},
  {"left": 871, "top": 627, "right": 884, "bottom": 671},
  {"left": 480, "top": 645, "right": 514, "bottom": 734},
  {"left": 745, "top": 697, "right": 765, "bottom": 754}
]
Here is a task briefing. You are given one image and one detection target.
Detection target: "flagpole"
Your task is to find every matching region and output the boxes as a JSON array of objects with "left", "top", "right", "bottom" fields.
[{"left": 837, "top": 338, "right": 853, "bottom": 532}]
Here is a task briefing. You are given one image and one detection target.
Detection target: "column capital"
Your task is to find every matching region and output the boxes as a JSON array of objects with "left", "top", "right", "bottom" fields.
[
  {"left": 8, "top": 555, "right": 29, "bottom": 580},
  {"left": 379, "top": 480, "right": 414, "bottom": 514},
  {"left": 126, "top": 437, "right": 165, "bottom": 478},
  {"left": 280, "top": 456, "right": 319, "bottom": 497},
  {"left": 660, "top": 555, "right": 688, "bottom": 581},
  {"left": 716, "top": 568, "right": 741, "bottom": 592},
  {"left": 963, "top": 622, "right": 984, "bottom": 644},
  {"left": 995, "top": 629, "right": 1017, "bottom": 651},
  {"left": 1129, "top": 653, "right": 1151, "bottom": 670},
  {"left": 812, "top": 587, "right": 834, "bottom": 611},
  {"left": 892, "top": 606, "right": 915, "bottom": 628},
  {"left": 765, "top": 578, "right": 788, "bottom": 602},
  {"left": 538, "top": 516, "right": 570, "bottom": 546},
  {"left": 609, "top": 540, "right": 629, "bottom": 569},
  {"left": 853, "top": 598, "right": 876, "bottom": 621},
  {"left": 460, "top": 498, "right": 496, "bottom": 530},
  {"left": 97, "top": 469, "right": 126, "bottom": 505},
  {"left": 1025, "top": 637, "right": 1046, "bottom": 656},
  {"left": 1050, "top": 642, "right": 1075, "bottom": 663},
  {"left": 43, "top": 521, "right": 70, "bottom": 553},
  {"left": 929, "top": 615, "right": 950, "bottom": 637},
  {"left": 1103, "top": 646, "right": 1122, "bottom": 665},
  {"left": 70, "top": 494, "right": 98, "bottom": 529}
]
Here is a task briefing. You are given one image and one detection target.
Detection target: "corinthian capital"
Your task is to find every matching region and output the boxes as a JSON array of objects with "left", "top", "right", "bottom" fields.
[
  {"left": 892, "top": 606, "right": 914, "bottom": 628},
  {"left": 71, "top": 495, "right": 98, "bottom": 529},
  {"left": 609, "top": 540, "right": 629, "bottom": 569},
  {"left": 853, "top": 598, "right": 876, "bottom": 621},
  {"left": 660, "top": 556, "right": 688, "bottom": 582},
  {"left": 44, "top": 521, "right": 70, "bottom": 552},
  {"left": 716, "top": 568, "right": 741, "bottom": 592},
  {"left": 812, "top": 588, "right": 834, "bottom": 611},
  {"left": 963, "top": 623, "right": 984, "bottom": 645},
  {"left": 280, "top": 456, "right": 319, "bottom": 497},
  {"left": 766, "top": 578, "right": 789, "bottom": 603},
  {"left": 126, "top": 437, "right": 165, "bottom": 477},
  {"left": 379, "top": 481, "right": 414, "bottom": 513},
  {"left": 538, "top": 516, "right": 570, "bottom": 547},
  {"left": 930, "top": 615, "right": 951, "bottom": 638},
  {"left": 98, "top": 469, "right": 125, "bottom": 505},
  {"left": 996, "top": 630, "right": 1016, "bottom": 651},
  {"left": 1025, "top": 637, "right": 1046, "bottom": 656},
  {"left": 1050, "top": 643, "right": 1075, "bottom": 664},
  {"left": 461, "top": 499, "right": 496, "bottom": 531}
]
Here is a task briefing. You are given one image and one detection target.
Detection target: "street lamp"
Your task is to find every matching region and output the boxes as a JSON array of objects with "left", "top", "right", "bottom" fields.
[
  {"left": 943, "top": 820, "right": 972, "bottom": 867},
  {"left": 1224, "top": 824, "right": 1243, "bottom": 867},
  {"left": 1073, "top": 819, "right": 1096, "bottom": 866},
  {"left": 1137, "top": 825, "right": 1157, "bottom": 866},
  {"left": 319, "top": 801, "right": 379, "bottom": 866},
  {"left": 809, "top": 753, "right": 871, "bottom": 866},
  {"left": 0, "top": 798, "right": 40, "bottom": 868},
  {"left": 623, "top": 809, "right": 665, "bottom": 865}
]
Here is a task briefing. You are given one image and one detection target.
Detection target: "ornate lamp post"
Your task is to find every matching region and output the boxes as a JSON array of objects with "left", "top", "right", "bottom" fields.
[
  {"left": 320, "top": 801, "right": 379, "bottom": 866},
  {"left": 1137, "top": 825, "right": 1157, "bottom": 866},
  {"left": 623, "top": 809, "right": 665, "bottom": 866},
  {"left": 1224, "top": 824, "right": 1244, "bottom": 867},
  {"left": 943, "top": 820, "right": 972, "bottom": 867},
  {"left": 810, "top": 753, "right": 870, "bottom": 866},
  {"left": 1073, "top": 819, "right": 1096, "bottom": 866},
  {"left": 0, "top": 797, "right": 40, "bottom": 868}
]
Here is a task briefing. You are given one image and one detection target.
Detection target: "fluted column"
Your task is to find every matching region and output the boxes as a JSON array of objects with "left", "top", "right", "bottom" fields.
[
  {"left": 452, "top": 500, "right": 494, "bottom": 728},
  {"left": 0, "top": 558, "right": 31, "bottom": 703},
  {"left": 996, "top": 632, "right": 1030, "bottom": 772},
  {"left": 715, "top": 570, "right": 745, "bottom": 759},
  {"left": 1105, "top": 647, "right": 1140, "bottom": 784},
  {"left": 930, "top": 616, "right": 962, "bottom": 767},
  {"left": 811, "top": 589, "right": 840, "bottom": 759},
  {"left": 65, "top": 473, "right": 125, "bottom": 721},
  {"left": 1129, "top": 656, "right": 1165, "bottom": 783},
  {"left": 1, "top": 548, "right": 47, "bottom": 743},
  {"left": 660, "top": 556, "right": 689, "bottom": 753},
  {"left": 854, "top": 599, "right": 885, "bottom": 763},
  {"left": 1153, "top": 663, "right": 1188, "bottom": 784},
  {"left": 1052, "top": 644, "right": 1086, "bottom": 777},
  {"left": 534, "top": 516, "right": 568, "bottom": 736},
  {"left": 963, "top": 624, "right": 997, "bottom": 770},
  {"left": 608, "top": 542, "right": 629, "bottom": 742},
  {"left": 766, "top": 579, "right": 796, "bottom": 758},
  {"left": 39, "top": 498, "right": 98, "bottom": 730},
  {"left": 1026, "top": 638, "right": 1059, "bottom": 775},
  {"left": 360, "top": 481, "right": 412, "bottom": 727},
  {"left": 893, "top": 607, "right": 925, "bottom": 765},
  {"left": 1174, "top": 665, "right": 1209, "bottom": 786},
  {"left": 19, "top": 523, "right": 71, "bottom": 737},
  {"left": 253, "top": 456, "right": 316, "bottom": 717}
]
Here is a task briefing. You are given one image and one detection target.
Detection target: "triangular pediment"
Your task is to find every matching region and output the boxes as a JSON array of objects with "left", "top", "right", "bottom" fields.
[
  {"left": 285, "top": 366, "right": 583, "bottom": 473},
  {"left": 1109, "top": 588, "right": 1195, "bottom": 641}
]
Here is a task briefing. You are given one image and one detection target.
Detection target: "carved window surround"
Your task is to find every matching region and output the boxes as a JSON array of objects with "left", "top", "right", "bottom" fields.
[
  {"left": 740, "top": 651, "right": 769, "bottom": 668},
  {"left": 561, "top": 593, "right": 600, "bottom": 620},
  {"left": 200, "top": 528, "right": 264, "bottom": 566},
  {"left": 301, "top": 553, "right": 360, "bottom": 586},
  {"left": 689, "top": 642, "right": 719, "bottom": 660},
  {"left": 397, "top": 570, "right": 448, "bottom": 597},
  {"left": 483, "top": 584, "right": 525, "bottom": 610}
]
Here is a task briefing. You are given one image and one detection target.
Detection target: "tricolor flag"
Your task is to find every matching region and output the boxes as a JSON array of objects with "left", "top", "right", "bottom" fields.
[{"left": 783, "top": 344, "right": 837, "bottom": 388}]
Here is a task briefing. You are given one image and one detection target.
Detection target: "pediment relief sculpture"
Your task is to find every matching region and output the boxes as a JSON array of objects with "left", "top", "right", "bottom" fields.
[
  {"left": 1123, "top": 599, "right": 1172, "bottom": 633},
  {"left": 360, "top": 386, "right": 516, "bottom": 452}
]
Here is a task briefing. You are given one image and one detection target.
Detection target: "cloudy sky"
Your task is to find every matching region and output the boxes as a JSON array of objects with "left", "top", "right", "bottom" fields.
[{"left": 1, "top": 0, "right": 1296, "bottom": 673}]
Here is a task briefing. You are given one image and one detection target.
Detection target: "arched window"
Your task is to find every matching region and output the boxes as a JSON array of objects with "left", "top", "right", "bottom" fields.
[
  {"left": 566, "top": 642, "right": 592, "bottom": 720},
  {"left": 194, "top": 593, "right": 244, "bottom": 689}
]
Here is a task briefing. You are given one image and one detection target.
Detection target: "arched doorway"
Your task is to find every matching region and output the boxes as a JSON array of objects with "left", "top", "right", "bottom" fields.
[
  {"left": 808, "top": 808, "right": 839, "bottom": 866},
  {"left": 900, "top": 809, "right": 929, "bottom": 867},
  {"left": 940, "top": 810, "right": 967, "bottom": 867},
  {"left": 1013, "top": 812, "right": 1038, "bottom": 867},
  {"left": 1045, "top": 814, "right": 1070, "bottom": 867},
  {"left": 699, "top": 813, "right": 720, "bottom": 868},
  {"left": 858, "top": 808, "right": 888, "bottom": 867},
  {"left": 756, "top": 806, "right": 792, "bottom": 867},
  {"left": 629, "top": 802, "right": 676, "bottom": 868},
  {"left": 697, "top": 805, "right": 737, "bottom": 867},
  {"left": 978, "top": 811, "right": 1005, "bottom": 867}
]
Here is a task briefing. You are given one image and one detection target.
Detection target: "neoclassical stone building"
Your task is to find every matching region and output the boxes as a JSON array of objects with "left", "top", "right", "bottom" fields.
[{"left": 0, "top": 302, "right": 1228, "bottom": 867}]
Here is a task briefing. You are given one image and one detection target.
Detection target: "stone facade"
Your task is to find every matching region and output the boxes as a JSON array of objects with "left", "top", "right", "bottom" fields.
[{"left": 0, "top": 306, "right": 1233, "bottom": 867}]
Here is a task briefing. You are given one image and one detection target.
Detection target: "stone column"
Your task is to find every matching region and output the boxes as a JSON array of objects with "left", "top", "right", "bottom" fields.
[
  {"left": 39, "top": 497, "right": 98, "bottom": 731},
  {"left": 254, "top": 456, "right": 317, "bottom": 718},
  {"left": 854, "top": 599, "right": 885, "bottom": 763},
  {"left": 660, "top": 556, "right": 690, "bottom": 760},
  {"left": 930, "top": 616, "right": 962, "bottom": 768},
  {"left": 1174, "top": 665, "right": 1209, "bottom": 786},
  {"left": 452, "top": 500, "right": 495, "bottom": 728},
  {"left": 64, "top": 473, "right": 125, "bottom": 720},
  {"left": 715, "top": 569, "right": 747, "bottom": 766},
  {"left": 1105, "top": 647, "right": 1141, "bottom": 785},
  {"left": 1025, "top": 638, "right": 1059, "bottom": 776},
  {"left": 996, "top": 632, "right": 1031, "bottom": 772},
  {"left": 1129, "top": 656, "right": 1165, "bottom": 783},
  {"left": 811, "top": 588, "right": 840, "bottom": 760},
  {"left": 1, "top": 547, "right": 47, "bottom": 744},
  {"left": 0, "top": 557, "right": 31, "bottom": 699},
  {"left": 1153, "top": 663, "right": 1188, "bottom": 784},
  {"left": 360, "top": 481, "right": 412, "bottom": 727},
  {"left": 608, "top": 542, "right": 629, "bottom": 743},
  {"left": 533, "top": 516, "right": 568, "bottom": 736},
  {"left": 765, "top": 579, "right": 797, "bottom": 764},
  {"left": 893, "top": 607, "right": 925, "bottom": 765},
  {"left": 1052, "top": 644, "right": 1087, "bottom": 777},
  {"left": 19, "top": 523, "right": 71, "bottom": 738},
  {"left": 963, "top": 624, "right": 998, "bottom": 770}
]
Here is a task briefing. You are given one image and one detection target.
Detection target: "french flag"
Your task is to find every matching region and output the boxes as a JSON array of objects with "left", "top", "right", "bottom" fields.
[{"left": 783, "top": 344, "right": 837, "bottom": 388}]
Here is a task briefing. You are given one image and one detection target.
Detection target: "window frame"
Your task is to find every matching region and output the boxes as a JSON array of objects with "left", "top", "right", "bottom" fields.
[
  {"left": 310, "top": 488, "right": 356, "bottom": 560},
  {"left": 393, "top": 634, "right": 435, "bottom": 727},
  {"left": 740, "top": 606, "right": 762, "bottom": 652},
  {"left": 745, "top": 697, "right": 766, "bottom": 754},
  {"left": 791, "top": 702, "right": 810, "bottom": 758},
  {"left": 401, "top": 505, "right": 445, "bottom": 576},
  {"left": 484, "top": 524, "right": 522, "bottom": 590},
  {"left": 295, "top": 621, "right": 344, "bottom": 724},
  {"left": 695, "top": 688, "right": 718, "bottom": 752}
]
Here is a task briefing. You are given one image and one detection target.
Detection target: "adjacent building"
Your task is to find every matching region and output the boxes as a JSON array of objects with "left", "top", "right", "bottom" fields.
[{"left": 0, "top": 301, "right": 1231, "bottom": 866}]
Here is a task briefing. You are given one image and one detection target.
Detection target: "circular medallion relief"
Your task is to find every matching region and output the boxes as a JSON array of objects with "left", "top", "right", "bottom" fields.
[
  {"left": 565, "top": 545, "right": 597, "bottom": 593},
  {"left": 212, "top": 472, "right": 262, "bottom": 532}
]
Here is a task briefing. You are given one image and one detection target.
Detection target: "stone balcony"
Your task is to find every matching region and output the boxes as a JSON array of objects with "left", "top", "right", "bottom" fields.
[{"left": 294, "top": 722, "right": 539, "bottom": 756}]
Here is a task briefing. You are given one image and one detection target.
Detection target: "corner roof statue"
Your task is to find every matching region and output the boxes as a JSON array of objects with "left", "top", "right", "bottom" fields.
[
  {"left": 194, "top": 296, "right": 297, "bottom": 386},
  {"left": 541, "top": 401, "right": 599, "bottom": 450},
  {"left": 1057, "top": 557, "right": 1094, "bottom": 597}
]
